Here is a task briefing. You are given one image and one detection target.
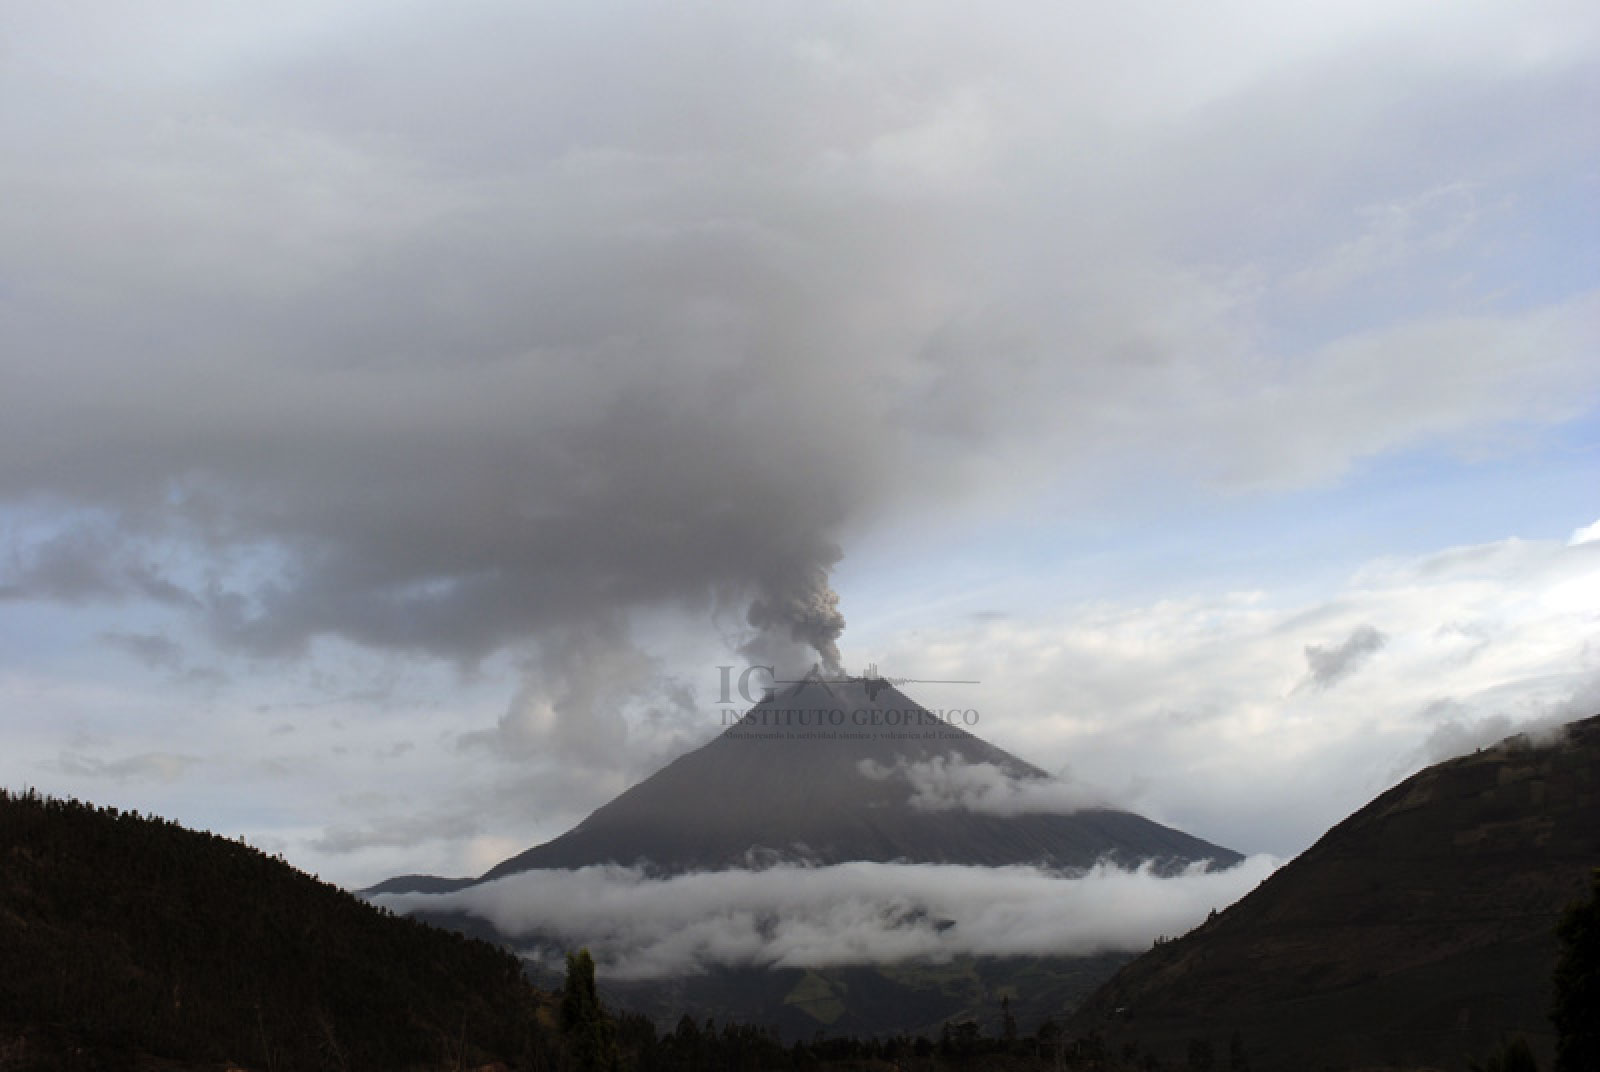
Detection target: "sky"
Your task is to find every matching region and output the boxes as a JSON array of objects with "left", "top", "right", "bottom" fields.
[{"left": 1, "top": 1, "right": 1597, "bottom": 892}]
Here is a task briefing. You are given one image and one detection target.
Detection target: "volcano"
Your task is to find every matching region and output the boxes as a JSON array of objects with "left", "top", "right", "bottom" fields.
[
  {"left": 372, "top": 678, "right": 1240, "bottom": 895},
  {"left": 368, "top": 677, "right": 1246, "bottom": 1039}
]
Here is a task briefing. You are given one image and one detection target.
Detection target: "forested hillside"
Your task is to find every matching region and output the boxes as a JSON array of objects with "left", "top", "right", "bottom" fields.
[{"left": 0, "top": 789, "right": 556, "bottom": 1070}]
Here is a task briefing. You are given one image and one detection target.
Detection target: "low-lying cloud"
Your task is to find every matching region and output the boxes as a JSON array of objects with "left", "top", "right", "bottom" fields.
[
  {"left": 1409, "top": 671, "right": 1599, "bottom": 767},
  {"left": 859, "top": 755, "right": 1106, "bottom": 816},
  {"left": 376, "top": 856, "right": 1278, "bottom": 980}
]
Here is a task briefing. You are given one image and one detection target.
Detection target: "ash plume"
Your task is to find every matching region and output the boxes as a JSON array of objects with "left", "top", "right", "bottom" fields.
[{"left": 742, "top": 549, "right": 848, "bottom": 674}]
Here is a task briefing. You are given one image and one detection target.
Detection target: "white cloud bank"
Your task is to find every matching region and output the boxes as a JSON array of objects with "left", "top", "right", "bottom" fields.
[
  {"left": 377, "top": 856, "right": 1279, "bottom": 980},
  {"left": 868, "top": 533, "right": 1600, "bottom": 856}
]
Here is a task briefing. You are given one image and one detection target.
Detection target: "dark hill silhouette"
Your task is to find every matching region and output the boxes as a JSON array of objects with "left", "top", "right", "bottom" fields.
[
  {"left": 1070, "top": 712, "right": 1600, "bottom": 1072},
  {"left": 372, "top": 678, "right": 1240, "bottom": 897},
  {"left": 0, "top": 789, "right": 557, "bottom": 1070}
]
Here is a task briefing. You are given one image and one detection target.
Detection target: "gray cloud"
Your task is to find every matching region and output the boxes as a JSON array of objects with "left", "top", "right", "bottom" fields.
[
  {"left": 377, "top": 856, "right": 1279, "bottom": 980},
  {"left": 1, "top": 4, "right": 1595, "bottom": 698},
  {"left": 99, "top": 630, "right": 185, "bottom": 671},
  {"left": 1300, "top": 624, "right": 1387, "bottom": 690},
  {"left": 56, "top": 751, "right": 201, "bottom": 783},
  {"left": 459, "top": 617, "right": 699, "bottom": 774},
  {"left": 1, "top": 527, "right": 192, "bottom": 607},
  {"left": 311, "top": 809, "right": 482, "bottom": 855}
]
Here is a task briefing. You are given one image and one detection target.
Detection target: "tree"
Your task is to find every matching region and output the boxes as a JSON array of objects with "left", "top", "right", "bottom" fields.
[
  {"left": 1471, "top": 1037, "right": 1538, "bottom": 1072},
  {"left": 561, "top": 949, "right": 615, "bottom": 1072},
  {"left": 1552, "top": 869, "right": 1600, "bottom": 1072},
  {"left": 560, "top": 950, "right": 599, "bottom": 1032},
  {"left": 1037, "top": 1017, "right": 1061, "bottom": 1062},
  {"left": 1229, "top": 1029, "right": 1250, "bottom": 1072}
]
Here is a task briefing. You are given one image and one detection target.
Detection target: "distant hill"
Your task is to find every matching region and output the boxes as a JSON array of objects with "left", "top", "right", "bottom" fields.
[
  {"left": 0, "top": 789, "right": 557, "bottom": 1071},
  {"left": 373, "top": 678, "right": 1241, "bottom": 896},
  {"left": 1070, "top": 713, "right": 1600, "bottom": 1072}
]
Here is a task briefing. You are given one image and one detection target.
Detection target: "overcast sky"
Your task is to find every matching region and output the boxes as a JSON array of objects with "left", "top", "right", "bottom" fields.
[{"left": 2, "top": 1, "right": 1597, "bottom": 889}]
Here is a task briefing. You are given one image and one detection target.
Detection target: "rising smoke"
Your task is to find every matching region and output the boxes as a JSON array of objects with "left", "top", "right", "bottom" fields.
[{"left": 742, "top": 548, "right": 849, "bottom": 674}]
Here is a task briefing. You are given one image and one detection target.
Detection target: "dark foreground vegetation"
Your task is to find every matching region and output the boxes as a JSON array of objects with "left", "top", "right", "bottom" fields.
[
  {"left": 572, "top": 885, "right": 1599, "bottom": 1072},
  {"left": 2, "top": 787, "right": 1595, "bottom": 1071},
  {"left": 0, "top": 788, "right": 558, "bottom": 1070}
]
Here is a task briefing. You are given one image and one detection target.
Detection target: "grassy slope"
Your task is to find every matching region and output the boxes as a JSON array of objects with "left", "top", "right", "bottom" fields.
[{"left": 1070, "top": 714, "right": 1600, "bottom": 1072}]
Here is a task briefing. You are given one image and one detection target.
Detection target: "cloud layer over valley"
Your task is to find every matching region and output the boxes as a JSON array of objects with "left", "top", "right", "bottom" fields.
[{"left": 378, "top": 856, "right": 1280, "bottom": 980}]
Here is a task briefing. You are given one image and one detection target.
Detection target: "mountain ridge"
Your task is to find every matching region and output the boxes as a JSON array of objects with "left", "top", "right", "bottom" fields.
[
  {"left": 0, "top": 788, "right": 558, "bottom": 1070},
  {"left": 1069, "top": 712, "right": 1600, "bottom": 1072}
]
